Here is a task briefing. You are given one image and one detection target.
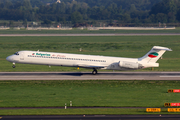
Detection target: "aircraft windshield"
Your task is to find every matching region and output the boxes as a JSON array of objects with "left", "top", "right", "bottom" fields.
[{"left": 14, "top": 52, "right": 19, "bottom": 55}]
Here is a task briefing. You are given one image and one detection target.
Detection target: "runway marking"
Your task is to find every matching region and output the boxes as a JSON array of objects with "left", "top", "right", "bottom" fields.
[
  {"left": 94, "top": 115, "right": 106, "bottom": 117},
  {"left": 160, "top": 76, "right": 180, "bottom": 77}
]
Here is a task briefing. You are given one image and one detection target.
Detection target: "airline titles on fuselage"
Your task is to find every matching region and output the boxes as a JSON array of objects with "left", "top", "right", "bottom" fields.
[
  {"left": 29, "top": 53, "right": 106, "bottom": 63},
  {"left": 32, "top": 53, "right": 66, "bottom": 57}
]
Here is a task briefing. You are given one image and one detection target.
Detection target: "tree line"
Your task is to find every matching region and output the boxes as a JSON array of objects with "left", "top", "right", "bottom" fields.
[{"left": 0, "top": 0, "right": 179, "bottom": 26}]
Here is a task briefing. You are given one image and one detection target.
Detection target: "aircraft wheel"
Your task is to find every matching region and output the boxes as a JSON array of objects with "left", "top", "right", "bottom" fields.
[
  {"left": 92, "top": 69, "right": 97, "bottom": 75},
  {"left": 12, "top": 65, "right": 16, "bottom": 68}
]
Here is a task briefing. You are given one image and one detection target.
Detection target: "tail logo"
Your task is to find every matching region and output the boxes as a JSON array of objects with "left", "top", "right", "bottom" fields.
[{"left": 148, "top": 52, "right": 159, "bottom": 58}]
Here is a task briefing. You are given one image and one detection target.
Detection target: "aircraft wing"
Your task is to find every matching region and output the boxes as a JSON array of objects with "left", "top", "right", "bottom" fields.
[{"left": 76, "top": 64, "right": 106, "bottom": 69}]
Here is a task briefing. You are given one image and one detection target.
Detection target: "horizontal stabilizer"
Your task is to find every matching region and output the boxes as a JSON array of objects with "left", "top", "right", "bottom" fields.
[{"left": 152, "top": 46, "right": 172, "bottom": 51}]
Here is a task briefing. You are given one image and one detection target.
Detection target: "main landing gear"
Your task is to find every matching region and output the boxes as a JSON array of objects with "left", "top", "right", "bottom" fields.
[
  {"left": 92, "top": 68, "right": 97, "bottom": 75},
  {"left": 12, "top": 63, "right": 16, "bottom": 68}
]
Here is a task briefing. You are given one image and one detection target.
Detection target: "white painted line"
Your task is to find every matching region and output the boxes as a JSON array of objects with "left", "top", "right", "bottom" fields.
[{"left": 160, "top": 76, "right": 180, "bottom": 77}]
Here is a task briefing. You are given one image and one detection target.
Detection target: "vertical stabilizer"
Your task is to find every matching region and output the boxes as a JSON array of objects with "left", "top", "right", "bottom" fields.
[{"left": 138, "top": 46, "right": 172, "bottom": 63}]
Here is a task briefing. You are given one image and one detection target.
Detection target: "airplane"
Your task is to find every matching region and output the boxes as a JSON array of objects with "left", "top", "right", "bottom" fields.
[{"left": 6, "top": 46, "right": 172, "bottom": 75}]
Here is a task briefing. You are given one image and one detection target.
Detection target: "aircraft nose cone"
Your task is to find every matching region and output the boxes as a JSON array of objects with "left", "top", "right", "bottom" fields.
[{"left": 6, "top": 56, "right": 13, "bottom": 62}]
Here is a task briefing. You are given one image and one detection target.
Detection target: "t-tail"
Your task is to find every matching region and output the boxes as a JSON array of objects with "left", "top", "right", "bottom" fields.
[{"left": 138, "top": 46, "right": 172, "bottom": 68}]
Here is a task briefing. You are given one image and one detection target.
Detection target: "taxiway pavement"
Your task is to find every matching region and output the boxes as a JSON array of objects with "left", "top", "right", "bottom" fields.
[
  {"left": 1, "top": 33, "right": 180, "bottom": 36},
  {"left": 1, "top": 115, "right": 180, "bottom": 120},
  {"left": 0, "top": 72, "right": 180, "bottom": 80}
]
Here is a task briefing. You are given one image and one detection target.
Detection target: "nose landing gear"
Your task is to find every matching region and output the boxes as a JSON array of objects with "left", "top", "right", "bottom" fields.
[
  {"left": 12, "top": 63, "right": 16, "bottom": 68},
  {"left": 92, "top": 68, "right": 97, "bottom": 75}
]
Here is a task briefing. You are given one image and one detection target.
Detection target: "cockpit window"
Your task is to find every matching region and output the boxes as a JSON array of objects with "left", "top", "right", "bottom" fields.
[{"left": 14, "top": 52, "right": 19, "bottom": 55}]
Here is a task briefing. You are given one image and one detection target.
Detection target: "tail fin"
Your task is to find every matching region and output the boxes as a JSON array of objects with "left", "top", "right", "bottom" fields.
[{"left": 138, "top": 46, "right": 172, "bottom": 63}]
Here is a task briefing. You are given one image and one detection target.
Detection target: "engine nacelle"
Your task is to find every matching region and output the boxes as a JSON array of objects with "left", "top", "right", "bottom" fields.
[{"left": 119, "top": 61, "right": 142, "bottom": 69}]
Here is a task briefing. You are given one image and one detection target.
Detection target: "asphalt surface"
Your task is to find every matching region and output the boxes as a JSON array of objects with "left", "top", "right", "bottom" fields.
[
  {"left": 1, "top": 115, "right": 180, "bottom": 120},
  {"left": 1, "top": 33, "right": 180, "bottom": 36},
  {"left": 0, "top": 72, "right": 180, "bottom": 80}
]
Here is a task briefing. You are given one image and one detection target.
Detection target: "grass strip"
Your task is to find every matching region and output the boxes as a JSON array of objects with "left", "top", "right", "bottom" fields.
[{"left": 0, "top": 80, "right": 180, "bottom": 108}]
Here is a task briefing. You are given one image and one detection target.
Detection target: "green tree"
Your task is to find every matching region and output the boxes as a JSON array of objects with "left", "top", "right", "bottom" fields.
[
  {"left": 59, "top": 2, "right": 66, "bottom": 14},
  {"left": 122, "top": 13, "right": 131, "bottom": 23},
  {"left": 176, "top": 9, "right": 180, "bottom": 22},
  {"left": 51, "top": 3, "right": 57, "bottom": 14},
  {"left": 22, "top": 0, "right": 32, "bottom": 10},
  {"left": 150, "top": 0, "right": 177, "bottom": 15},
  {"left": 23, "top": 19, "right": 27, "bottom": 26},
  {"left": 43, "top": 19, "right": 52, "bottom": 24},
  {"left": 167, "top": 0, "right": 177, "bottom": 22},
  {"left": 4, "top": 0, "right": 13, "bottom": 9},
  {"left": 129, "top": 4, "right": 137, "bottom": 13},
  {"left": 71, "top": 11, "right": 83, "bottom": 24},
  {"left": 3, "top": 22, "right": 7, "bottom": 26},
  {"left": 156, "top": 13, "right": 167, "bottom": 23},
  {"left": 9, "top": 20, "right": 14, "bottom": 27}
]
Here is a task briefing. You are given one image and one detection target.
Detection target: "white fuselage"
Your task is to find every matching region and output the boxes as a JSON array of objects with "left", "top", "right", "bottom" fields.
[
  {"left": 6, "top": 51, "right": 142, "bottom": 70},
  {"left": 6, "top": 46, "right": 172, "bottom": 72}
]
